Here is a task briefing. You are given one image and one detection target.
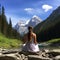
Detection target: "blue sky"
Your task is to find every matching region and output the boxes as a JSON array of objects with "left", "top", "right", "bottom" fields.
[{"left": 0, "top": 0, "right": 60, "bottom": 27}]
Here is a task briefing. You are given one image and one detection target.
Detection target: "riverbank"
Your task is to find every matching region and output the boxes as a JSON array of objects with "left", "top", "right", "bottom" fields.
[{"left": 0, "top": 48, "right": 60, "bottom": 60}]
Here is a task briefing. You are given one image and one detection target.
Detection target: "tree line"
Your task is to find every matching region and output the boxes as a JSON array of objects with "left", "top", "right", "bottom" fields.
[{"left": 0, "top": 5, "right": 21, "bottom": 40}]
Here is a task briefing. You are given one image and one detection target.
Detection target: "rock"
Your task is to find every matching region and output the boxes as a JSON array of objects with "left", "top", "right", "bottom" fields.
[
  {"left": 52, "top": 49, "right": 60, "bottom": 53},
  {"left": 0, "top": 53, "right": 2, "bottom": 55},
  {"left": 0, "top": 56, "right": 17, "bottom": 60},
  {"left": 19, "top": 51, "right": 41, "bottom": 56},
  {"left": 44, "top": 49, "right": 50, "bottom": 53},
  {"left": 0, "top": 48, "right": 60, "bottom": 60},
  {"left": 54, "top": 55, "right": 60, "bottom": 60},
  {"left": 20, "top": 54, "right": 25, "bottom": 60},
  {"left": 28, "top": 55, "right": 52, "bottom": 60},
  {"left": 46, "top": 51, "right": 60, "bottom": 58},
  {"left": 0, "top": 53, "right": 22, "bottom": 60}
]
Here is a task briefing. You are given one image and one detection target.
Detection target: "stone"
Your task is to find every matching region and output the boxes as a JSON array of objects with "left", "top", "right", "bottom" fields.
[
  {"left": 47, "top": 51, "right": 60, "bottom": 57},
  {"left": 0, "top": 56, "right": 17, "bottom": 60},
  {"left": 0, "top": 53, "right": 2, "bottom": 55},
  {"left": 54, "top": 55, "right": 60, "bottom": 60},
  {"left": 52, "top": 49, "right": 60, "bottom": 53},
  {"left": 28, "top": 55, "right": 52, "bottom": 60},
  {"left": 20, "top": 54, "right": 25, "bottom": 60},
  {"left": 0, "top": 48, "right": 60, "bottom": 60},
  {"left": 0, "top": 53, "right": 22, "bottom": 60}
]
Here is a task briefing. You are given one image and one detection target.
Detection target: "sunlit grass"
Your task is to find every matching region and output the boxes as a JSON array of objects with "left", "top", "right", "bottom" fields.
[
  {"left": 46, "top": 38, "right": 60, "bottom": 43},
  {"left": 0, "top": 33, "right": 22, "bottom": 49}
]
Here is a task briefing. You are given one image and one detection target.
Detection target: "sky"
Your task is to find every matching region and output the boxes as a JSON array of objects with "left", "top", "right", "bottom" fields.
[{"left": 0, "top": 0, "right": 60, "bottom": 27}]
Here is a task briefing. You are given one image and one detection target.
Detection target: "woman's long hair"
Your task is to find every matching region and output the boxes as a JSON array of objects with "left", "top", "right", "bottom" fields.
[{"left": 28, "top": 26, "right": 33, "bottom": 41}]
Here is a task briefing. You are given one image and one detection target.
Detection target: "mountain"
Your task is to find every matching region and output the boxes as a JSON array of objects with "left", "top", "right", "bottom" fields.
[
  {"left": 14, "top": 15, "right": 42, "bottom": 35},
  {"left": 34, "top": 6, "right": 60, "bottom": 42},
  {"left": 27, "top": 15, "right": 42, "bottom": 27},
  {"left": 14, "top": 21, "right": 27, "bottom": 35}
]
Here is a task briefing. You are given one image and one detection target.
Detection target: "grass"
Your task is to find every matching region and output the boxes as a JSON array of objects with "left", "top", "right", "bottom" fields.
[
  {"left": 0, "top": 33, "right": 22, "bottom": 49},
  {"left": 46, "top": 38, "right": 60, "bottom": 43},
  {"left": 45, "top": 38, "right": 60, "bottom": 49},
  {"left": 38, "top": 38, "right": 60, "bottom": 49}
]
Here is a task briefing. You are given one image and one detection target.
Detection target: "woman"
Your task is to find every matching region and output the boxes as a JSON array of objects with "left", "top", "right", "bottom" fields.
[{"left": 22, "top": 26, "right": 39, "bottom": 53}]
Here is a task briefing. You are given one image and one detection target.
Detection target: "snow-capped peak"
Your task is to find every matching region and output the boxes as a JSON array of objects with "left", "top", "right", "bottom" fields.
[
  {"left": 32, "top": 15, "right": 42, "bottom": 22},
  {"left": 28, "top": 15, "right": 42, "bottom": 27},
  {"left": 32, "top": 15, "right": 39, "bottom": 18}
]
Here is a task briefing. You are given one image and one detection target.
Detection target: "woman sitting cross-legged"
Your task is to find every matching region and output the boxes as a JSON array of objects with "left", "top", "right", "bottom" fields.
[{"left": 22, "top": 26, "right": 39, "bottom": 53}]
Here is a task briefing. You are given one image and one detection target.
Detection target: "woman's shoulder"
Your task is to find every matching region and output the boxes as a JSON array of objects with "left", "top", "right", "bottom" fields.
[{"left": 32, "top": 32, "right": 36, "bottom": 37}]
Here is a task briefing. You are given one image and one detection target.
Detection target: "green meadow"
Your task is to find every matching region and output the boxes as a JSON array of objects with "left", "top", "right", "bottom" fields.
[{"left": 0, "top": 33, "right": 22, "bottom": 49}]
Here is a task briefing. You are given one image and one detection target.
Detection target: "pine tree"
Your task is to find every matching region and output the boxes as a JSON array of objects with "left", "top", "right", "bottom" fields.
[
  {"left": 0, "top": 4, "right": 1, "bottom": 15},
  {"left": 1, "top": 6, "right": 8, "bottom": 35},
  {"left": 1, "top": 6, "right": 4, "bottom": 33},
  {"left": 7, "top": 18, "right": 12, "bottom": 38},
  {"left": 0, "top": 4, "right": 2, "bottom": 32},
  {"left": 0, "top": 15, "right": 2, "bottom": 32}
]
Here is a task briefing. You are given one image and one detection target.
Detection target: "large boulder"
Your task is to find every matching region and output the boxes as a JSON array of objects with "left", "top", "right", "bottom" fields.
[
  {"left": 0, "top": 56, "right": 17, "bottom": 60},
  {"left": 54, "top": 55, "right": 60, "bottom": 60},
  {"left": 28, "top": 55, "right": 51, "bottom": 60},
  {"left": 0, "top": 53, "right": 22, "bottom": 60}
]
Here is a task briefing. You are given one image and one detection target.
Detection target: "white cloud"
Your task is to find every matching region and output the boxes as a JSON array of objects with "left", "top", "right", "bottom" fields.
[
  {"left": 24, "top": 8, "right": 43, "bottom": 15},
  {"left": 24, "top": 8, "right": 34, "bottom": 14},
  {"left": 24, "top": 8, "right": 34, "bottom": 11},
  {"left": 42, "top": 4, "right": 53, "bottom": 12}
]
